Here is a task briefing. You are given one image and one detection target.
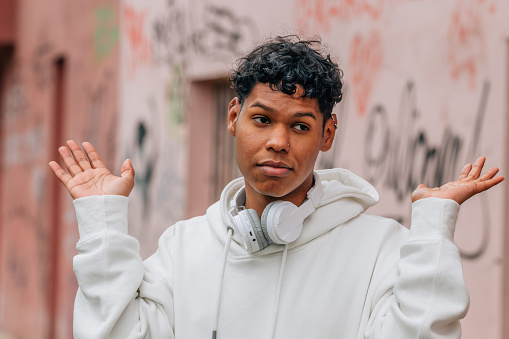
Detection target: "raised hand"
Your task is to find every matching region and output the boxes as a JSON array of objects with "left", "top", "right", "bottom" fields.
[
  {"left": 49, "top": 140, "right": 135, "bottom": 200},
  {"left": 411, "top": 157, "right": 504, "bottom": 205}
]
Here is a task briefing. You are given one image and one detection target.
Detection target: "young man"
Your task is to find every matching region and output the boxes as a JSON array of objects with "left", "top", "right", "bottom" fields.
[{"left": 50, "top": 36, "right": 503, "bottom": 338}]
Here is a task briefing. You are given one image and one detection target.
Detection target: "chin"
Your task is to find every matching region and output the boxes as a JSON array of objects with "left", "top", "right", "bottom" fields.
[{"left": 252, "top": 180, "right": 294, "bottom": 199}]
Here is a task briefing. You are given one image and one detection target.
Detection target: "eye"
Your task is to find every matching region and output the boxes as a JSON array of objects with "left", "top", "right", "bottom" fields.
[
  {"left": 293, "top": 124, "right": 310, "bottom": 131},
  {"left": 253, "top": 116, "right": 270, "bottom": 124}
]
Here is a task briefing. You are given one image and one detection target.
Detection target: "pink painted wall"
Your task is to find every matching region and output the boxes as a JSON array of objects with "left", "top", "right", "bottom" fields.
[{"left": 0, "top": 0, "right": 120, "bottom": 338}]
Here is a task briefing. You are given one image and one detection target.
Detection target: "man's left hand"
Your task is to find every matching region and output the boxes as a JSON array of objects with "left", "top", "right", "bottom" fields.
[{"left": 411, "top": 157, "right": 504, "bottom": 205}]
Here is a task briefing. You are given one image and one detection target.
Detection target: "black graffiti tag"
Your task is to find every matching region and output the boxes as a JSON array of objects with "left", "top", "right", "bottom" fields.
[{"left": 364, "top": 81, "right": 491, "bottom": 260}]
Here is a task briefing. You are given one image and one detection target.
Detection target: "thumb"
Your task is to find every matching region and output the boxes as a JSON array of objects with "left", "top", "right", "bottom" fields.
[
  {"left": 411, "top": 184, "right": 428, "bottom": 203},
  {"left": 121, "top": 159, "right": 135, "bottom": 181}
]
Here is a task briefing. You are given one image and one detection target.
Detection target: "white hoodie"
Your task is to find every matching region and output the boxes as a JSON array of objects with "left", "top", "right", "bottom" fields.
[{"left": 72, "top": 168, "right": 469, "bottom": 339}]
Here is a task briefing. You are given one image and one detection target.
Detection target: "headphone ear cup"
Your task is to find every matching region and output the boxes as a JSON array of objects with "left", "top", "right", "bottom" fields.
[
  {"left": 263, "top": 201, "right": 300, "bottom": 244},
  {"left": 245, "top": 209, "right": 270, "bottom": 250},
  {"left": 261, "top": 201, "right": 278, "bottom": 244}
]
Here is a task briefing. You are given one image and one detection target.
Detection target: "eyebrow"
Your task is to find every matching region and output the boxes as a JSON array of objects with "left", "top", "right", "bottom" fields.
[
  {"left": 249, "top": 102, "right": 317, "bottom": 120},
  {"left": 293, "top": 112, "right": 317, "bottom": 120},
  {"left": 250, "top": 102, "right": 275, "bottom": 113}
]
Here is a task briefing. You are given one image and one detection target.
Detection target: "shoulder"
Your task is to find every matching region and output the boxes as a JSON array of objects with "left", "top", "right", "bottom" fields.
[
  {"left": 347, "top": 212, "right": 408, "bottom": 234},
  {"left": 159, "top": 213, "right": 210, "bottom": 243},
  {"left": 144, "top": 213, "right": 212, "bottom": 264},
  {"left": 340, "top": 213, "right": 409, "bottom": 251},
  {"left": 346, "top": 214, "right": 409, "bottom": 271}
]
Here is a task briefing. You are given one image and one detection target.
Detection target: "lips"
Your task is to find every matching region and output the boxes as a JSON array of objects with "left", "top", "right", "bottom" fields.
[{"left": 257, "top": 160, "right": 292, "bottom": 177}]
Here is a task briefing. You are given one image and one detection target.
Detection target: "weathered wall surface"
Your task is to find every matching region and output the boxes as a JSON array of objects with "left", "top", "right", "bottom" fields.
[
  {"left": 0, "top": 0, "right": 120, "bottom": 338},
  {"left": 119, "top": 0, "right": 187, "bottom": 258}
]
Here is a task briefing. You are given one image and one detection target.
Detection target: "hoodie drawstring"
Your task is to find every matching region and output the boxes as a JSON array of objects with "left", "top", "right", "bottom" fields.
[
  {"left": 212, "top": 227, "right": 234, "bottom": 339},
  {"left": 212, "top": 231, "right": 289, "bottom": 339},
  {"left": 272, "top": 244, "right": 288, "bottom": 339}
]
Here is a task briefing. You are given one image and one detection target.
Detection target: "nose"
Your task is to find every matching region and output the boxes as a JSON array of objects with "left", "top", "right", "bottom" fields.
[{"left": 266, "top": 126, "right": 289, "bottom": 153}]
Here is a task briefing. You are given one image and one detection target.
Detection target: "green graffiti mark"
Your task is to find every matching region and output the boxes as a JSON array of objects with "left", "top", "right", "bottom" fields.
[
  {"left": 93, "top": 6, "right": 119, "bottom": 61},
  {"left": 165, "top": 65, "right": 185, "bottom": 142}
]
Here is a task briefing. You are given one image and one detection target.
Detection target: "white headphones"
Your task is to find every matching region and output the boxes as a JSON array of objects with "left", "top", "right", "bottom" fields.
[{"left": 229, "top": 172, "right": 324, "bottom": 253}]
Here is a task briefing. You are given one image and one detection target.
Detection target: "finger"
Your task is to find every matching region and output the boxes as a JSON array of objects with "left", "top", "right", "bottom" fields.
[
  {"left": 82, "top": 142, "right": 106, "bottom": 169},
  {"left": 479, "top": 167, "right": 500, "bottom": 181},
  {"left": 58, "top": 146, "right": 83, "bottom": 177},
  {"left": 458, "top": 163, "right": 472, "bottom": 180},
  {"left": 466, "top": 157, "right": 486, "bottom": 180},
  {"left": 474, "top": 175, "right": 505, "bottom": 193},
  {"left": 49, "top": 161, "right": 72, "bottom": 186},
  {"left": 464, "top": 157, "right": 486, "bottom": 181},
  {"left": 67, "top": 140, "right": 92, "bottom": 171},
  {"left": 120, "top": 159, "right": 135, "bottom": 181}
]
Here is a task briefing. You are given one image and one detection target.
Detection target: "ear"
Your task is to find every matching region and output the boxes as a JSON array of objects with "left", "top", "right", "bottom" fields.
[
  {"left": 227, "top": 97, "right": 241, "bottom": 137},
  {"left": 320, "top": 114, "right": 337, "bottom": 152}
]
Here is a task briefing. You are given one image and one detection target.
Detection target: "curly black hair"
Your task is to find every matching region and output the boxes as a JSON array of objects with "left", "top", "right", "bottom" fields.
[{"left": 229, "top": 35, "right": 343, "bottom": 128}]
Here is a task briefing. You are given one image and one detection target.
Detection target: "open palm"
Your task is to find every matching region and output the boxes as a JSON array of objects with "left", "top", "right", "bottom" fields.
[
  {"left": 411, "top": 157, "right": 504, "bottom": 205},
  {"left": 49, "top": 140, "right": 135, "bottom": 200}
]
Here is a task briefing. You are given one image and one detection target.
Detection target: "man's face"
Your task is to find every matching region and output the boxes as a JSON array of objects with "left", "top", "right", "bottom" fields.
[{"left": 227, "top": 83, "right": 335, "bottom": 204}]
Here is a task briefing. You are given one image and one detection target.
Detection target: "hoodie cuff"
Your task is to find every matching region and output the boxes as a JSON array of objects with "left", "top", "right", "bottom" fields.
[
  {"left": 410, "top": 197, "right": 460, "bottom": 241},
  {"left": 73, "top": 195, "right": 129, "bottom": 239}
]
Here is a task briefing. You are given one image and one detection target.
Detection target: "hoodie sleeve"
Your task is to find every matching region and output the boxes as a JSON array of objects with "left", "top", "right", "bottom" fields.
[
  {"left": 365, "top": 197, "right": 469, "bottom": 339},
  {"left": 72, "top": 195, "right": 175, "bottom": 339}
]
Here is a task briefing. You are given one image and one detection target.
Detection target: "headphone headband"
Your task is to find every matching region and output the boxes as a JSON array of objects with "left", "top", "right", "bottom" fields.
[{"left": 229, "top": 172, "right": 324, "bottom": 253}]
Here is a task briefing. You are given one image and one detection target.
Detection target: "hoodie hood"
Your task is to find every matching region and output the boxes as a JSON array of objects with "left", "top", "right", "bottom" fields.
[{"left": 208, "top": 168, "right": 379, "bottom": 257}]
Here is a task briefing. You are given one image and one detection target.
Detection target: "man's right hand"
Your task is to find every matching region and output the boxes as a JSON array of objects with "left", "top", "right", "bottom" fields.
[{"left": 49, "top": 140, "right": 135, "bottom": 200}]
